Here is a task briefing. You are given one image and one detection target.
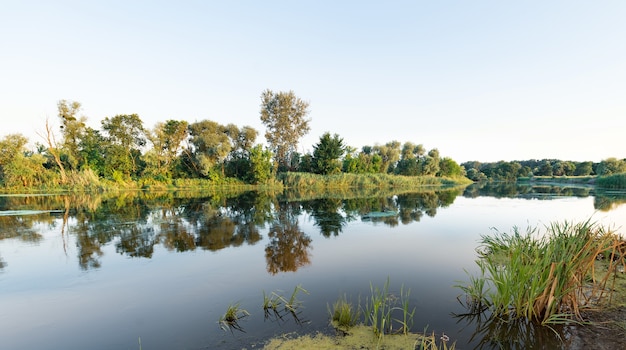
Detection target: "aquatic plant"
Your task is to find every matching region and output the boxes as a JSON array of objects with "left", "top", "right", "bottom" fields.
[
  {"left": 328, "top": 294, "right": 360, "bottom": 331},
  {"left": 457, "top": 219, "right": 626, "bottom": 325},
  {"left": 394, "top": 283, "right": 416, "bottom": 335},
  {"left": 218, "top": 302, "right": 250, "bottom": 332},
  {"left": 262, "top": 284, "right": 309, "bottom": 325}
]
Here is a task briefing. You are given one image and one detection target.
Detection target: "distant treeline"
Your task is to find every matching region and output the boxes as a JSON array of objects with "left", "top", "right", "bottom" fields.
[
  {"left": 462, "top": 158, "right": 626, "bottom": 182},
  {"left": 0, "top": 96, "right": 467, "bottom": 191}
]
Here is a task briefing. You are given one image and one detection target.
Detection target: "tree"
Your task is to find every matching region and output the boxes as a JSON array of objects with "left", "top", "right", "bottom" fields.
[
  {"left": 596, "top": 158, "right": 626, "bottom": 176},
  {"left": 422, "top": 148, "right": 440, "bottom": 176},
  {"left": 101, "top": 114, "right": 146, "bottom": 178},
  {"left": 574, "top": 161, "right": 593, "bottom": 176},
  {"left": 57, "top": 100, "right": 87, "bottom": 170},
  {"left": 438, "top": 157, "right": 465, "bottom": 178},
  {"left": 78, "top": 127, "right": 106, "bottom": 176},
  {"left": 38, "top": 118, "right": 67, "bottom": 183},
  {"left": 312, "top": 132, "right": 345, "bottom": 175},
  {"left": 145, "top": 120, "right": 189, "bottom": 179},
  {"left": 373, "top": 141, "right": 401, "bottom": 173},
  {"left": 0, "top": 134, "right": 50, "bottom": 187},
  {"left": 188, "top": 120, "right": 233, "bottom": 178},
  {"left": 259, "top": 89, "right": 310, "bottom": 171},
  {"left": 248, "top": 145, "right": 274, "bottom": 183}
]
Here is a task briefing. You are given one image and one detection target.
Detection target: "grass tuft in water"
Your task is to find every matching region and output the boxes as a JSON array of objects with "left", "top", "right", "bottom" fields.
[
  {"left": 328, "top": 294, "right": 360, "bottom": 331},
  {"left": 218, "top": 302, "right": 250, "bottom": 332}
]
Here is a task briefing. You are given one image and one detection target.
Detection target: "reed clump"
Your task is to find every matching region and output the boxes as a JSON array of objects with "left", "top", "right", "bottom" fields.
[
  {"left": 218, "top": 302, "right": 250, "bottom": 332},
  {"left": 458, "top": 219, "right": 626, "bottom": 325}
]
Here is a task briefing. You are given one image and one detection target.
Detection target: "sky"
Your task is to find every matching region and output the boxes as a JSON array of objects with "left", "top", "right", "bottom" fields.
[{"left": 1, "top": 1, "right": 625, "bottom": 163}]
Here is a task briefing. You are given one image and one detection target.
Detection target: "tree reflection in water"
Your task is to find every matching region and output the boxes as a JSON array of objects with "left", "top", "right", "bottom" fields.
[
  {"left": 265, "top": 202, "right": 312, "bottom": 275},
  {"left": 6, "top": 186, "right": 618, "bottom": 273}
]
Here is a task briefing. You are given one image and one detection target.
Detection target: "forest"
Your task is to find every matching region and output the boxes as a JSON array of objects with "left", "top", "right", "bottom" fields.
[{"left": 1, "top": 90, "right": 624, "bottom": 191}]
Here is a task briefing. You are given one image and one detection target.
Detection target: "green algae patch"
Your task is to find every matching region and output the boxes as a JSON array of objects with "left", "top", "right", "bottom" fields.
[{"left": 263, "top": 325, "right": 453, "bottom": 350}]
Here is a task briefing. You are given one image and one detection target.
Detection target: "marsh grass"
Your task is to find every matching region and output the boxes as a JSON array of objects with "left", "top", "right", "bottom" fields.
[
  {"left": 219, "top": 302, "right": 250, "bottom": 332},
  {"left": 596, "top": 173, "right": 626, "bottom": 189},
  {"left": 281, "top": 172, "right": 471, "bottom": 191},
  {"left": 328, "top": 294, "right": 360, "bottom": 331},
  {"left": 262, "top": 284, "right": 309, "bottom": 325},
  {"left": 458, "top": 219, "right": 626, "bottom": 325}
]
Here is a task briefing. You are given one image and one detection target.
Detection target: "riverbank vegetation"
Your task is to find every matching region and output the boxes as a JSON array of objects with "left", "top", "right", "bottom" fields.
[
  {"left": 462, "top": 159, "right": 626, "bottom": 189},
  {"left": 457, "top": 220, "right": 626, "bottom": 326},
  {"left": 0, "top": 96, "right": 469, "bottom": 193}
]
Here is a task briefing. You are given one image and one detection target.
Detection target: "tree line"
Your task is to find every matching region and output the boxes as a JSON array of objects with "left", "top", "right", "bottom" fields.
[
  {"left": 0, "top": 90, "right": 464, "bottom": 189},
  {"left": 462, "top": 158, "right": 626, "bottom": 182}
]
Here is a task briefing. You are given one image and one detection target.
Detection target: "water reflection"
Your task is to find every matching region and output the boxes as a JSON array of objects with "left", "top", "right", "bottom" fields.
[
  {"left": 464, "top": 182, "right": 626, "bottom": 212},
  {"left": 5, "top": 185, "right": 621, "bottom": 274},
  {"left": 265, "top": 202, "right": 312, "bottom": 274},
  {"left": 454, "top": 311, "right": 565, "bottom": 349}
]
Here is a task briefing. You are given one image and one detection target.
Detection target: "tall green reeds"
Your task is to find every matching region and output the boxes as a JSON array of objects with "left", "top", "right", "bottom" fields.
[
  {"left": 596, "top": 172, "right": 626, "bottom": 189},
  {"left": 458, "top": 219, "right": 625, "bottom": 324}
]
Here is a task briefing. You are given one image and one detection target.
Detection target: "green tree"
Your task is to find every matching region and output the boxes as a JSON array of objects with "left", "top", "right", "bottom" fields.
[
  {"left": 78, "top": 127, "right": 106, "bottom": 176},
  {"left": 0, "top": 134, "right": 50, "bottom": 187},
  {"left": 188, "top": 120, "right": 233, "bottom": 179},
  {"left": 596, "top": 158, "right": 626, "bottom": 176},
  {"left": 312, "top": 132, "right": 345, "bottom": 175},
  {"left": 422, "top": 148, "right": 440, "bottom": 176},
  {"left": 438, "top": 157, "right": 465, "bottom": 177},
  {"left": 145, "top": 120, "right": 189, "bottom": 179},
  {"left": 574, "top": 161, "right": 593, "bottom": 176},
  {"left": 57, "top": 100, "right": 87, "bottom": 170},
  {"left": 259, "top": 89, "right": 311, "bottom": 171},
  {"left": 373, "top": 141, "right": 401, "bottom": 173},
  {"left": 101, "top": 114, "right": 146, "bottom": 178},
  {"left": 248, "top": 145, "right": 274, "bottom": 183}
]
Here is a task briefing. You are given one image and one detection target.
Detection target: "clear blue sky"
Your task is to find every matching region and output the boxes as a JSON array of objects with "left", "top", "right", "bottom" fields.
[{"left": 1, "top": 1, "right": 624, "bottom": 163}]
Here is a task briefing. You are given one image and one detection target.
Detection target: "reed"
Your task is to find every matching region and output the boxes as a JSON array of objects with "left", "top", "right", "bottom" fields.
[
  {"left": 394, "top": 283, "right": 416, "bottom": 335},
  {"left": 281, "top": 172, "right": 470, "bottom": 190},
  {"left": 218, "top": 302, "right": 250, "bottom": 332},
  {"left": 596, "top": 172, "right": 626, "bottom": 189},
  {"left": 458, "top": 219, "right": 625, "bottom": 324},
  {"left": 328, "top": 294, "right": 360, "bottom": 331}
]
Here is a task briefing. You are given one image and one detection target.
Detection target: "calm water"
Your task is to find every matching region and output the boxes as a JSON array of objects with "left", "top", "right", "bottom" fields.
[{"left": 1, "top": 184, "right": 625, "bottom": 350}]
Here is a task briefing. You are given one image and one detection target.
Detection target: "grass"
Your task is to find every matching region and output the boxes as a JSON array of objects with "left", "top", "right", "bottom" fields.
[
  {"left": 221, "top": 281, "right": 454, "bottom": 348},
  {"left": 457, "top": 219, "right": 626, "bottom": 325},
  {"left": 328, "top": 294, "right": 360, "bottom": 331},
  {"left": 596, "top": 172, "right": 626, "bottom": 189},
  {"left": 281, "top": 172, "right": 471, "bottom": 191},
  {"left": 262, "top": 284, "right": 309, "bottom": 325},
  {"left": 218, "top": 302, "right": 250, "bottom": 332}
]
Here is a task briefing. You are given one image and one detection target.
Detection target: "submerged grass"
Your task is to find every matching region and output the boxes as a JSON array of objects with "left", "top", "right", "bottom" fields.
[{"left": 457, "top": 219, "right": 626, "bottom": 325}]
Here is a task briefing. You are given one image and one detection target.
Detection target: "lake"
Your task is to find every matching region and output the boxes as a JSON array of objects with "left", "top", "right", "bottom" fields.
[{"left": 1, "top": 184, "right": 625, "bottom": 349}]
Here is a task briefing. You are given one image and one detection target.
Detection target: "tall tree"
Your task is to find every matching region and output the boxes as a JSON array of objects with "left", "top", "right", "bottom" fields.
[
  {"left": 259, "top": 89, "right": 310, "bottom": 171},
  {"left": 312, "top": 132, "right": 345, "bottom": 175},
  {"left": 57, "top": 100, "right": 87, "bottom": 170}
]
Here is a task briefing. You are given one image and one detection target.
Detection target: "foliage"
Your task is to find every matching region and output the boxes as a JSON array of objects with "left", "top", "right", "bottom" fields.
[
  {"left": 457, "top": 220, "right": 626, "bottom": 325},
  {"left": 281, "top": 172, "right": 470, "bottom": 191},
  {"left": 259, "top": 89, "right": 311, "bottom": 171},
  {"left": 596, "top": 172, "right": 626, "bottom": 189},
  {"left": 312, "top": 132, "right": 345, "bottom": 175},
  {"left": 101, "top": 114, "right": 146, "bottom": 178}
]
